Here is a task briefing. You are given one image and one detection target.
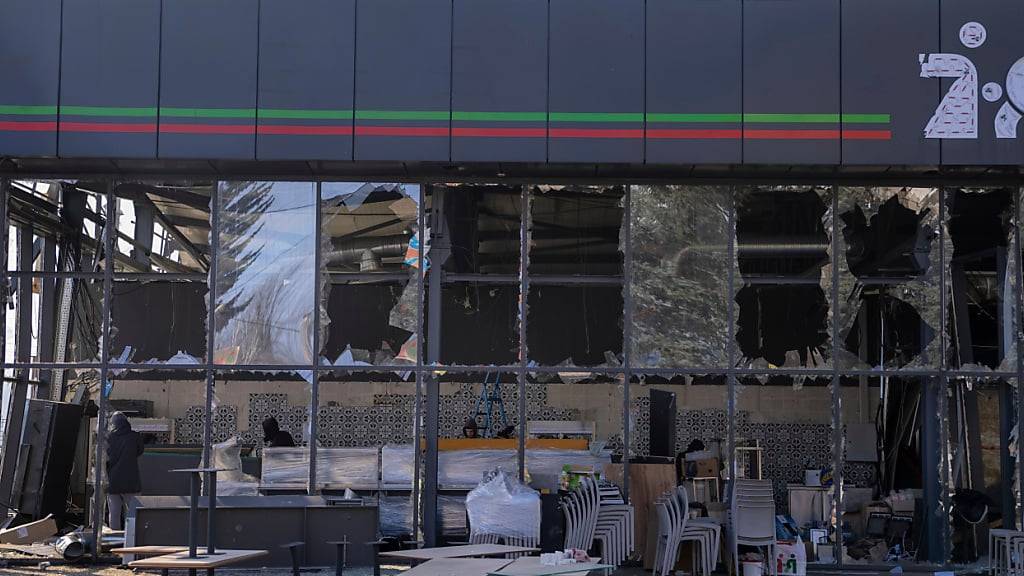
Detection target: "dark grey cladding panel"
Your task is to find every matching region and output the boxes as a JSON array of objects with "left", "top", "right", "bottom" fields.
[
  {"left": 354, "top": 0, "right": 452, "bottom": 162},
  {"left": 842, "top": 0, "right": 939, "bottom": 166},
  {"left": 938, "top": 0, "right": 1024, "bottom": 165},
  {"left": 159, "top": 0, "right": 259, "bottom": 160},
  {"left": 257, "top": 0, "right": 355, "bottom": 161},
  {"left": 451, "top": 0, "right": 547, "bottom": 163},
  {"left": 548, "top": 0, "right": 644, "bottom": 164},
  {"left": 743, "top": 0, "right": 840, "bottom": 165},
  {"left": 0, "top": 0, "right": 61, "bottom": 157},
  {"left": 646, "top": 0, "right": 741, "bottom": 165},
  {"left": 59, "top": 0, "right": 160, "bottom": 158}
]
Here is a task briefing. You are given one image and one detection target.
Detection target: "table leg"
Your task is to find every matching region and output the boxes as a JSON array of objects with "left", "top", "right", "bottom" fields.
[
  {"left": 188, "top": 472, "right": 200, "bottom": 558},
  {"left": 206, "top": 469, "right": 218, "bottom": 555}
]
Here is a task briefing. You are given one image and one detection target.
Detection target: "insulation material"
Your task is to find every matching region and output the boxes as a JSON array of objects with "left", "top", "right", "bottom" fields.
[
  {"left": 382, "top": 444, "right": 416, "bottom": 485},
  {"left": 525, "top": 449, "right": 612, "bottom": 492},
  {"left": 466, "top": 470, "right": 541, "bottom": 540},
  {"left": 437, "top": 450, "right": 517, "bottom": 488},
  {"left": 836, "top": 187, "right": 942, "bottom": 370}
]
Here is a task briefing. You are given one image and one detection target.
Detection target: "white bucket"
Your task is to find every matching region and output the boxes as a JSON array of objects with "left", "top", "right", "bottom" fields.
[{"left": 742, "top": 561, "right": 764, "bottom": 576}]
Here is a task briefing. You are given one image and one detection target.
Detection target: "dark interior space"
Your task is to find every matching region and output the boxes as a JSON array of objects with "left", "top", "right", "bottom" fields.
[
  {"left": 322, "top": 282, "right": 410, "bottom": 363},
  {"left": 442, "top": 185, "right": 521, "bottom": 275},
  {"left": 434, "top": 283, "right": 519, "bottom": 366},
  {"left": 528, "top": 186, "right": 624, "bottom": 276},
  {"left": 526, "top": 285, "right": 623, "bottom": 366},
  {"left": 844, "top": 289, "right": 935, "bottom": 368},
  {"left": 946, "top": 188, "right": 1013, "bottom": 369},
  {"left": 734, "top": 284, "right": 829, "bottom": 367},
  {"left": 841, "top": 195, "right": 934, "bottom": 279},
  {"left": 736, "top": 188, "right": 829, "bottom": 278},
  {"left": 110, "top": 281, "right": 206, "bottom": 362}
]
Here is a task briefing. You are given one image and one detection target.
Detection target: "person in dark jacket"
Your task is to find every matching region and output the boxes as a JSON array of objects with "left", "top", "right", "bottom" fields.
[
  {"left": 262, "top": 417, "right": 296, "bottom": 448},
  {"left": 105, "top": 412, "right": 144, "bottom": 530}
]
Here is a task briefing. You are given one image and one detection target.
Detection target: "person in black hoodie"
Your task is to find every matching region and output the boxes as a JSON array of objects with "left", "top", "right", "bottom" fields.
[
  {"left": 262, "top": 417, "right": 296, "bottom": 448},
  {"left": 105, "top": 412, "right": 144, "bottom": 530}
]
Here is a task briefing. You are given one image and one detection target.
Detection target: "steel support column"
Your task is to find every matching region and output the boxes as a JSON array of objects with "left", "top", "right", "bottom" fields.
[
  {"left": 921, "top": 377, "right": 944, "bottom": 563},
  {"left": 423, "top": 185, "right": 449, "bottom": 547}
]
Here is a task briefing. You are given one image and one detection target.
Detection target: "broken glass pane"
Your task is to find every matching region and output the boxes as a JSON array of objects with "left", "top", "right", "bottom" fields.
[
  {"left": 527, "top": 285, "right": 623, "bottom": 367},
  {"left": 320, "top": 183, "right": 421, "bottom": 367},
  {"left": 838, "top": 188, "right": 941, "bottom": 370},
  {"left": 944, "top": 188, "right": 1016, "bottom": 371},
  {"left": 214, "top": 182, "right": 316, "bottom": 366},
  {"left": 7, "top": 180, "right": 104, "bottom": 273},
  {"left": 630, "top": 185, "right": 729, "bottom": 368},
  {"left": 528, "top": 185, "right": 624, "bottom": 276},
  {"left": 113, "top": 182, "right": 212, "bottom": 274},
  {"left": 109, "top": 280, "right": 207, "bottom": 364},
  {"left": 425, "top": 282, "right": 520, "bottom": 366},
  {"left": 734, "top": 187, "right": 832, "bottom": 369},
  {"left": 437, "top": 184, "right": 521, "bottom": 275}
]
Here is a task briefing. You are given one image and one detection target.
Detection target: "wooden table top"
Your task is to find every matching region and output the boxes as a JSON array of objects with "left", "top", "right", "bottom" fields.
[
  {"left": 399, "top": 558, "right": 514, "bottom": 576},
  {"left": 380, "top": 543, "right": 539, "bottom": 560},
  {"left": 487, "top": 556, "right": 614, "bottom": 576},
  {"left": 111, "top": 546, "right": 188, "bottom": 556},
  {"left": 128, "top": 549, "right": 268, "bottom": 569}
]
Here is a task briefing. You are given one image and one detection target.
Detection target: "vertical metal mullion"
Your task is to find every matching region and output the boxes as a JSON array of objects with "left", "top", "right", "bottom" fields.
[
  {"left": 308, "top": 182, "right": 322, "bottom": 495},
  {"left": 91, "top": 180, "right": 115, "bottom": 559},
  {"left": 621, "top": 185, "right": 632, "bottom": 502},
  {"left": 423, "top": 184, "right": 446, "bottom": 547},
  {"left": 412, "top": 182, "right": 425, "bottom": 542},
  {"left": 0, "top": 191, "right": 27, "bottom": 512},
  {"left": 204, "top": 183, "right": 221, "bottom": 472},
  {"left": 938, "top": 186, "right": 950, "bottom": 561},
  {"left": 726, "top": 187, "right": 737, "bottom": 491},
  {"left": 830, "top": 185, "right": 843, "bottom": 566},
  {"left": 0, "top": 178, "right": 7, "bottom": 431},
  {"left": 1016, "top": 186, "right": 1024, "bottom": 530},
  {"left": 517, "top": 185, "right": 528, "bottom": 482}
]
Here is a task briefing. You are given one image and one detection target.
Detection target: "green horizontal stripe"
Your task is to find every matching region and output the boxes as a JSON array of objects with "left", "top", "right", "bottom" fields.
[
  {"left": 647, "top": 113, "right": 742, "bottom": 123},
  {"left": 355, "top": 110, "right": 450, "bottom": 121},
  {"left": 841, "top": 113, "right": 891, "bottom": 124},
  {"left": 62, "top": 106, "right": 158, "bottom": 117},
  {"left": 160, "top": 107, "right": 257, "bottom": 119},
  {"left": 259, "top": 108, "right": 352, "bottom": 120},
  {"left": 550, "top": 112, "right": 643, "bottom": 122},
  {"left": 453, "top": 111, "right": 547, "bottom": 122},
  {"left": 0, "top": 105, "right": 58, "bottom": 115},
  {"left": 743, "top": 113, "right": 891, "bottom": 124}
]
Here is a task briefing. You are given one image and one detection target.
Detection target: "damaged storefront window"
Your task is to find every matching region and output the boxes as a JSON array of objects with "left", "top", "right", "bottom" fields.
[
  {"left": 214, "top": 182, "right": 316, "bottom": 366},
  {"left": 734, "top": 187, "right": 832, "bottom": 369},
  {"left": 838, "top": 188, "right": 941, "bottom": 370},
  {"left": 320, "top": 183, "right": 421, "bottom": 367},
  {"left": 944, "top": 188, "right": 1017, "bottom": 372},
  {"left": 631, "top": 186, "right": 730, "bottom": 369},
  {"left": 112, "top": 182, "right": 211, "bottom": 275}
]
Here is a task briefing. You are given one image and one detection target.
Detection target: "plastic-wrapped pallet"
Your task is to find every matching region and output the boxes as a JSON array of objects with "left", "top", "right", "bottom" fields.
[
  {"left": 466, "top": 470, "right": 541, "bottom": 541},
  {"left": 438, "top": 450, "right": 517, "bottom": 488},
  {"left": 440, "top": 495, "right": 468, "bottom": 536},
  {"left": 317, "top": 448, "right": 379, "bottom": 488},
  {"left": 380, "top": 494, "right": 414, "bottom": 535},
  {"left": 261, "top": 447, "right": 310, "bottom": 489},
  {"left": 382, "top": 445, "right": 416, "bottom": 486},
  {"left": 525, "top": 449, "right": 612, "bottom": 491},
  {"left": 207, "top": 437, "right": 259, "bottom": 495}
]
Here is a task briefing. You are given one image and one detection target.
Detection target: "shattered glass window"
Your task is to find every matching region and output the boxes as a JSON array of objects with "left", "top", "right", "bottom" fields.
[
  {"left": 109, "top": 280, "right": 207, "bottom": 365},
  {"left": 7, "top": 180, "right": 105, "bottom": 273},
  {"left": 214, "top": 182, "right": 316, "bottom": 366},
  {"left": 440, "top": 184, "right": 521, "bottom": 275},
  {"left": 320, "top": 183, "right": 421, "bottom": 367},
  {"left": 944, "top": 188, "right": 1016, "bottom": 371},
  {"left": 113, "top": 182, "right": 212, "bottom": 274},
  {"left": 527, "top": 285, "right": 623, "bottom": 368},
  {"left": 430, "top": 283, "right": 519, "bottom": 366},
  {"left": 631, "top": 185, "right": 730, "bottom": 368},
  {"left": 528, "top": 186, "right": 624, "bottom": 277},
  {"left": 734, "top": 187, "right": 832, "bottom": 369},
  {"left": 838, "top": 188, "right": 940, "bottom": 370}
]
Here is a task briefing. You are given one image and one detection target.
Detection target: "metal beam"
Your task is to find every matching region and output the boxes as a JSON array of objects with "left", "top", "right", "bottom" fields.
[
  {"left": 423, "top": 185, "right": 449, "bottom": 547},
  {"left": 132, "top": 200, "right": 155, "bottom": 268}
]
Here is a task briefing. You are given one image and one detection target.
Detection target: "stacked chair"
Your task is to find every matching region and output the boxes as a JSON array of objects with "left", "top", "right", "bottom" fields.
[
  {"left": 730, "top": 479, "right": 778, "bottom": 576},
  {"left": 991, "top": 529, "right": 1024, "bottom": 576},
  {"left": 654, "top": 486, "right": 721, "bottom": 576},
  {"left": 561, "top": 475, "right": 635, "bottom": 566}
]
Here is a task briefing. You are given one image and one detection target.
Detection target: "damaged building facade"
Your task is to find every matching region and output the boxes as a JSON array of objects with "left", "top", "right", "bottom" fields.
[{"left": 0, "top": 0, "right": 1023, "bottom": 569}]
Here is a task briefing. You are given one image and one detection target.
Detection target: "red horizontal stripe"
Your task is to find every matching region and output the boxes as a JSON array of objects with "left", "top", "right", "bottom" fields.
[
  {"left": 452, "top": 127, "right": 546, "bottom": 138},
  {"left": 842, "top": 129, "right": 892, "bottom": 140},
  {"left": 355, "top": 126, "right": 449, "bottom": 137},
  {"left": 745, "top": 129, "right": 841, "bottom": 140},
  {"left": 550, "top": 128, "right": 644, "bottom": 139},
  {"left": 0, "top": 121, "right": 58, "bottom": 132},
  {"left": 61, "top": 122, "right": 157, "bottom": 133},
  {"left": 159, "top": 123, "right": 255, "bottom": 134},
  {"left": 647, "top": 129, "right": 742, "bottom": 139},
  {"left": 257, "top": 125, "right": 353, "bottom": 135}
]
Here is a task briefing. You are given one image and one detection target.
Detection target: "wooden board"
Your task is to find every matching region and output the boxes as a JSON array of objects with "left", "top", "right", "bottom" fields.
[
  {"left": 487, "top": 556, "right": 614, "bottom": 576},
  {"left": 112, "top": 545, "right": 188, "bottom": 556},
  {"left": 129, "top": 549, "right": 268, "bottom": 569},
  {"left": 400, "top": 558, "right": 513, "bottom": 576},
  {"left": 603, "top": 462, "right": 675, "bottom": 570},
  {"left": 381, "top": 543, "right": 539, "bottom": 560}
]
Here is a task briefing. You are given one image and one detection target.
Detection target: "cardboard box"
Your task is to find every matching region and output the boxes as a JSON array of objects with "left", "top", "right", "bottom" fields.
[
  {"left": 0, "top": 514, "right": 57, "bottom": 545},
  {"left": 695, "top": 458, "right": 719, "bottom": 478}
]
